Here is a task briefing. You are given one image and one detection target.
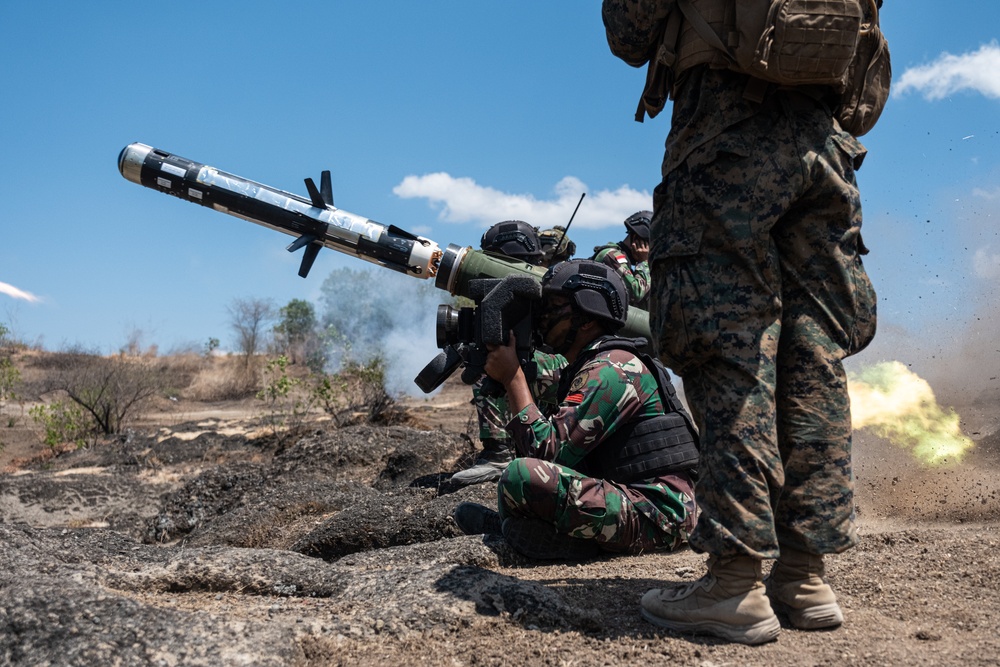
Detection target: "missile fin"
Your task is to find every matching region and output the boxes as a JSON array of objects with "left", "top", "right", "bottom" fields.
[
  {"left": 320, "top": 170, "right": 334, "bottom": 207},
  {"left": 387, "top": 224, "right": 419, "bottom": 241},
  {"left": 298, "top": 243, "right": 321, "bottom": 278},
  {"left": 286, "top": 234, "right": 318, "bottom": 253},
  {"left": 304, "top": 178, "right": 327, "bottom": 209}
]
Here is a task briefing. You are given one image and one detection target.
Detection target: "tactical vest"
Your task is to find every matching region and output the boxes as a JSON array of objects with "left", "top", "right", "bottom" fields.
[{"left": 558, "top": 336, "right": 700, "bottom": 483}]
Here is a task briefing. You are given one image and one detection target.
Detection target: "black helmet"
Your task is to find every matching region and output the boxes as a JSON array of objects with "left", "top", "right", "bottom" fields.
[
  {"left": 480, "top": 220, "right": 544, "bottom": 265},
  {"left": 623, "top": 210, "right": 652, "bottom": 241},
  {"left": 538, "top": 226, "right": 577, "bottom": 265},
  {"left": 542, "top": 259, "right": 628, "bottom": 330}
]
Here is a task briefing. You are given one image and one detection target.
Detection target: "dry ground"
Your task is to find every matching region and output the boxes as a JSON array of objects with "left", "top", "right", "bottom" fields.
[{"left": 1, "top": 353, "right": 998, "bottom": 666}]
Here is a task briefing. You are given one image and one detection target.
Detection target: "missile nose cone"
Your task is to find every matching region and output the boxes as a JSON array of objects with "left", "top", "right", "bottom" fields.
[{"left": 118, "top": 142, "right": 152, "bottom": 184}]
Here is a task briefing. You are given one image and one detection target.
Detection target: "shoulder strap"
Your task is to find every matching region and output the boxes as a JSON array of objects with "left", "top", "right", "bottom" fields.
[
  {"left": 562, "top": 337, "right": 689, "bottom": 416},
  {"left": 676, "top": 0, "right": 770, "bottom": 103},
  {"left": 676, "top": 0, "right": 733, "bottom": 60},
  {"left": 635, "top": 7, "right": 684, "bottom": 122}
]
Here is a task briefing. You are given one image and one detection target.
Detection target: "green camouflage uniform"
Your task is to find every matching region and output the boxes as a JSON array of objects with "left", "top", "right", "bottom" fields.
[
  {"left": 472, "top": 350, "right": 567, "bottom": 443},
  {"left": 498, "top": 338, "right": 696, "bottom": 554},
  {"left": 591, "top": 242, "right": 651, "bottom": 309},
  {"left": 644, "top": 66, "right": 877, "bottom": 560}
]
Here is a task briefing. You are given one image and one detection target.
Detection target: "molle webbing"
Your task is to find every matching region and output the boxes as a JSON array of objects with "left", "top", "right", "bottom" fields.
[
  {"left": 589, "top": 411, "right": 700, "bottom": 483},
  {"left": 673, "top": 0, "right": 862, "bottom": 88},
  {"left": 674, "top": 0, "right": 733, "bottom": 77},
  {"left": 560, "top": 336, "right": 700, "bottom": 483}
]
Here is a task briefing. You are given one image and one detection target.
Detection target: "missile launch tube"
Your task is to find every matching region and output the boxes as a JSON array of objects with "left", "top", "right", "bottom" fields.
[
  {"left": 435, "top": 243, "right": 651, "bottom": 342},
  {"left": 118, "top": 143, "right": 651, "bottom": 340}
]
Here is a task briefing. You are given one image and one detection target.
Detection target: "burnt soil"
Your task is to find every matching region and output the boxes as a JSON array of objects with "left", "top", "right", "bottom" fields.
[{"left": 1, "top": 367, "right": 999, "bottom": 666}]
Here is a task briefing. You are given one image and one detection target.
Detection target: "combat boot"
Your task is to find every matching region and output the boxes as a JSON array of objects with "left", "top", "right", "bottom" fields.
[
  {"left": 453, "top": 502, "right": 503, "bottom": 536},
  {"left": 450, "top": 439, "right": 512, "bottom": 487},
  {"left": 765, "top": 546, "right": 843, "bottom": 630},
  {"left": 641, "top": 555, "right": 781, "bottom": 645},
  {"left": 501, "top": 517, "right": 601, "bottom": 561}
]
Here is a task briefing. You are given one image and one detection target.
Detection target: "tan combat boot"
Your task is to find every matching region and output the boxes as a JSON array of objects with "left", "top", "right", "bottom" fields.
[
  {"left": 765, "top": 546, "right": 843, "bottom": 630},
  {"left": 640, "top": 555, "right": 780, "bottom": 645}
]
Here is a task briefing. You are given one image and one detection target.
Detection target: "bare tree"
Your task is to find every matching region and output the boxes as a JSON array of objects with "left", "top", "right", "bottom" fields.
[
  {"left": 228, "top": 298, "right": 274, "bottom": 368},
  {"left": 46, "top": 352, "right": 161, "bottom": 436}
]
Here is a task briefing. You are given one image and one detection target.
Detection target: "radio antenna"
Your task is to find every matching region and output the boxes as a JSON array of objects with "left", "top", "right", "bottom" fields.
[{"left": 562, "top": 192, "right": 585, "bottom": 240}]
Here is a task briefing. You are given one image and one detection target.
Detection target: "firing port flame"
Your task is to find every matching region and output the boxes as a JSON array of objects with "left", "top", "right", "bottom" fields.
[{"left": 848, "top": 361, "right": 975, "bottom": 466}]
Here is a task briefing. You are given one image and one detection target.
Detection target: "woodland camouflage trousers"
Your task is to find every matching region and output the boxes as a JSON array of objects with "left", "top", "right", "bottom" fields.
[{"left": 497, "top": 457, "right": 694, "bottom": 554}]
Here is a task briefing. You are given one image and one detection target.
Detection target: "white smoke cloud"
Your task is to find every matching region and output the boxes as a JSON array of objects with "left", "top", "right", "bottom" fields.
[
  {"left": 393, "top": 173, "right": 650, "bottom": 231},
  {"left": 894, "top": 42, "right": 1000, "bottom": 100},
  {"left": 0, "top": 281, "right": 40, "bottom": 303},
  {"left": 317, "top": 266, "right": 442, "bottom": 397}
]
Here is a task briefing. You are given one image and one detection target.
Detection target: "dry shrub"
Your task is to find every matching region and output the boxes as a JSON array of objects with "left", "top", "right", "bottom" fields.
[
  {"left": 183, "top": 356, "right": 262, "bottom": 401},
  {"left": 237, "top": 501, "right": 331, "bottom": 549},
  {"left": 314, "top": 357, "right": 409, "bottom": 427},
  {"left": 36, "top": 351, "right": 162, "bottom": 436},
  {"left": 154, "top": 353, "right": 204, "bottom": 396}
]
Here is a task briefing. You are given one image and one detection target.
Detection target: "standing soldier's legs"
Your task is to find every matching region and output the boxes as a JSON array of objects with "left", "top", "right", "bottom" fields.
[
  {"left": 650, "top": 108, "right": 795, "bottom": 560},
  {"left": 645, "top": 94, "right": 874, "bottom": 637},
  {"left": 770, "top": 115, "right": 874, "bottom": 554},
  {"left": 642, "top": 98, "right": 801, "bottom": 644},
  {"left": 763, "top": 105, "right": 875, "bottom": 631}
]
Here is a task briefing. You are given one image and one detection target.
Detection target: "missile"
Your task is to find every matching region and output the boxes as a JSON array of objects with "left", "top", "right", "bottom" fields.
[
  {"left": 117, "top": 142, "right": 650, "bottom": 339},
  {"left": 118, "top": 143, "right": 441, "bottom": 279}
]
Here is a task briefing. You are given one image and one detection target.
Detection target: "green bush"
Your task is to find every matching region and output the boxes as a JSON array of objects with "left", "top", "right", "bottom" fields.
[
  {"left": 0, "top": 355, "right": 22, "bottom": 446},
  {"left": 255, "top": 355, "right": 313, "bottom": 442},
  {"left": 29, "top": 401, "right": 91, "bottom": 449}
]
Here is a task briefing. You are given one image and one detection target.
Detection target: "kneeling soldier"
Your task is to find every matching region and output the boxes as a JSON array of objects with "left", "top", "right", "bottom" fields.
[{"left": 454, "top": 259, "right": 699, "bottom": 559}]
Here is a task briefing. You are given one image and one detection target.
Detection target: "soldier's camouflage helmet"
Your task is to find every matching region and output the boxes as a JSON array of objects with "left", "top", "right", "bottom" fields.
[
  {"left": 542, "top": 259, "right": 628, "bottom": 331},
  {"left": 480, "top": 220, "right": 544, "bottom": 265},
  {"left": 623, "top": 210, "right": 652, "bottom": 241},
  {"left": 538, "top": 226, "right": 576, "bottom": 265}
]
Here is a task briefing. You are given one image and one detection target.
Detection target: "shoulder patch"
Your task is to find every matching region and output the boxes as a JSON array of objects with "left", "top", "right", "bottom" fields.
[{"left": 568, "top": 374, "right": 587, "bottom": 393}]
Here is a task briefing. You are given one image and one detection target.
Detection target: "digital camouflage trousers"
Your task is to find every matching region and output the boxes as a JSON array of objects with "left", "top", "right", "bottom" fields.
[{"left": 650, "top": 89, "right": 877, "bottom": 559}]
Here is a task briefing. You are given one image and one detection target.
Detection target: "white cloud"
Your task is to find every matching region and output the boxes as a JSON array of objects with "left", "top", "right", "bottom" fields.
[
  {"left": 894, "top": 42, "right": 1000, "bottom": 100},
  {"left": 973, "top": 245, "right": 1000, "bottom": 280},
  {"left": 0, "top": 281, "right": 40, "bottom": 303},
  {"left": 972, "top": 186, "right": 1000, "bottom": 201},
  {"left": 393, "top": 173, "right": 650, "bottom": 230}
]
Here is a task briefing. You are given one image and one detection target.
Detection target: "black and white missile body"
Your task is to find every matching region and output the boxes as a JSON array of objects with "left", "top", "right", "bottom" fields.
[{"left": 117, "top": 143, "right": 442, "bottom": 279}]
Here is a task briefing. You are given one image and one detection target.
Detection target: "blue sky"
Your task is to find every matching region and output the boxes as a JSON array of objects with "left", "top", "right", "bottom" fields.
[{"left": 1, "top": 2, "right": 998, "bottom": 393}]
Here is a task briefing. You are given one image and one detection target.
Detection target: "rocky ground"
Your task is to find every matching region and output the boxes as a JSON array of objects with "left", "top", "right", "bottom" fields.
[{"left": 1, "top": 366, "right": 999, "bottom": 666}]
